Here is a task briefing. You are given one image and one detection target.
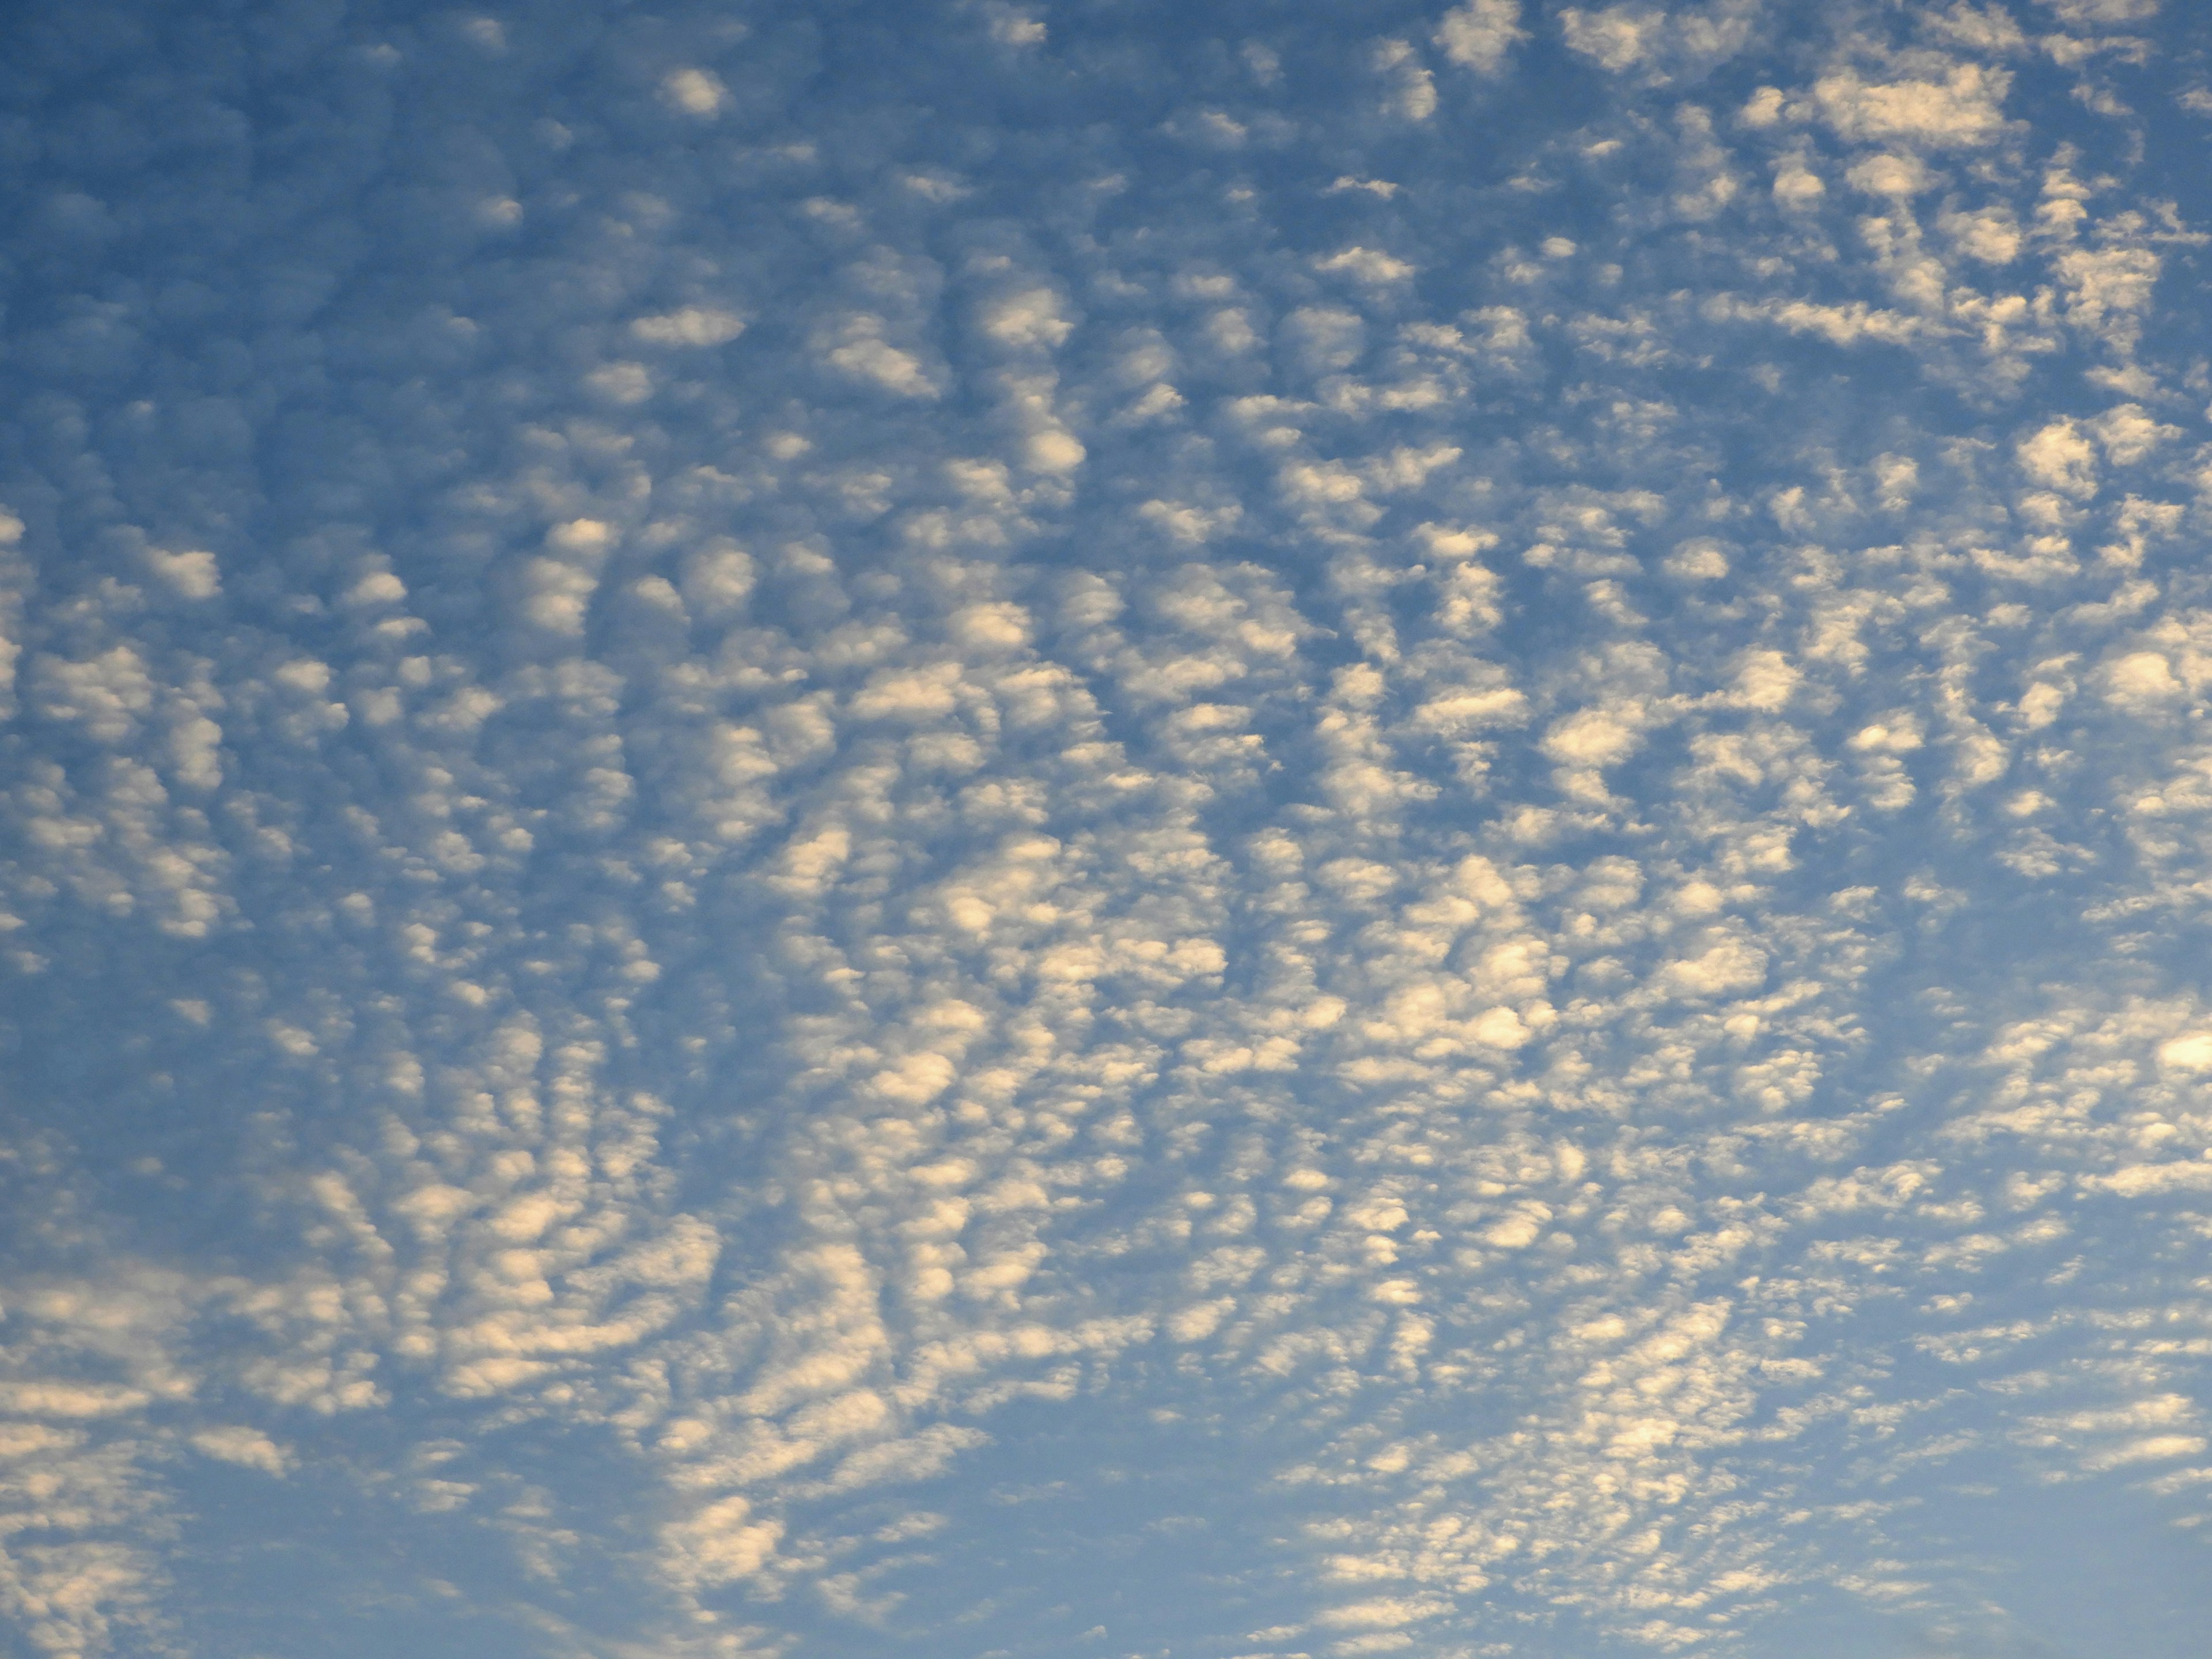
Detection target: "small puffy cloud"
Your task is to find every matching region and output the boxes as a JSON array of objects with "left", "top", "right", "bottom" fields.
[
  {"left": 1559, "top": 5, "right": 1665, "bottom": 73},
  {"left": 818, "top": 313, "right": 940, "bottom": 397},
  {"left": 1927, "top": 2, "right": 2032, "bottom": 50},
  {"left": 1169, "top": 1300, "right": 1232, "bottom": 1342},
  {"left": 1139, "top": 499, "right": 1243, "bottom": 544},
  {"left": 829, "top": 1424, "right": 991, "bottom": 1491},
  {"left": 2017, "top": 419, "right": 2098, "bottom": 497},
  {"left": 0, "top": 1381, "right": 153, "bottom": 1417},
  {"left": 1416, "top": 683, "right": 1527, "bottom": 733},
  {"left": 1372, "top": 39, "right": 1438, "bottom": 122},
  {"left": 547, "top": 517, "right": 615, "bottom": 557},
  {"left": 950, "top": 601, "right": 1032, "bottom": 649},
  {"left": 1740, "top": 85, "right": 1786, "bottom": 126},
  {"left": 986, "top": 7, "right": 1047, "bottom": 45},
  {"left": 662, "top": 1496, "right": 783, "bottom": 1589},
  {"left": 1666, "top": 539, "right": 1730, "bottom": 579},
  {"left": 146, "top": 547, "right": 220, "bottom": 599},
  {"left": 1711, "top": 293, "right": 1926, "bottom": 348},
  {"left": 1541, "top": 706, "right": 1644, "bottom": 767},
  {"left": 1732, "top": 649, "right": 1800, "bottom": 711},
  {"left": 1316, "top": 1597, "right": 1449, "bottom": 1630},
  {"left": 1813, "top": 65, "right": 2012, "bottom": 146},
  {"left": 1849, "top": 711, "right": 1923, "bottom": 752},
  {"left": 1018, "top": 416, "right": 1084, "bottom": 474},
  {"left": 2104, "top": 650, "right": 2181, "bottom": 705},
  {"left": 2057, "top": 247, "right": 2161, "bottom": 347},
  {"left": 2157, "top": 1032, "right": 2212, "bottom": 1072},
  {"left": 2037, "top": 0, "right": 2158, "bottom": 22},
  {"left": 521, "top": 554, "right": 601, "bottom": 632},
  {"left": 1435, "top": 0, "right": 1524, "bottom": 74},
  {"left": 1942, "top": 204, "right": 2022, "bottom": 264},
  {"left": 980, "top": 287, "right": 1076, "bottom": 351},
  {"left": 343, "top": 569, "right": 406, "bottom": 608},
  {"left": 190, "top": 1426, "right": 290, "bottom": 1476},
  {"left": 2090, "top": 403, "right": 2178, "bottom": 465},
  {"left": 1282, "top": 306, "right": 1367, "bottom": 373},
  {"left": 631, "top": 307, "right": 747, "bottom": 346},
  {"left": 585, "top": 361, "right": 653, "bottom": 404},
  {"left": 1845, "top": 153, "right": 1933, "bottom": 198},
  {"left": 899, "top": 167, "right": 972, "bottom": 202},
  {"left": 661, "top": 67, "right": 727, "bottom": 116},
  {"left": 851, "top": 662, "right": 963, "bottom": 721},
  {"left": 1471, "top": 1006, "right": 1534, "bottom": 1049},
  {"left": 1315, "top": 247, "right": 1415, "bottom": 285},
  {"left": 1665, "top": 935, "right": 1770, "bottom": 997},
  {"left": 32, "top": 646, "right": 154, "bottom": 742},
  {"left": 1772, "top": 157, "right": 1825, "bottom": 205},
  {"left": 2082, "top": 1435, "right": 2207, "bottom": 1469},
  {"left": 1482, "top": 1200, "right": 1550, "bottom": 1245}
]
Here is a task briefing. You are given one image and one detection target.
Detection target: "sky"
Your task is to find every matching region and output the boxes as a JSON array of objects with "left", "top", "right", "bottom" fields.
[{"left": 1, "top": 0, "right": 2210, "bottom": 1655}]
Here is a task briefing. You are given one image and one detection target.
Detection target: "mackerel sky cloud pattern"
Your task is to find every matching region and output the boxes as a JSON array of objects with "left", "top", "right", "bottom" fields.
[{"left": 2, "top": 1, "right": 2210, "bottom": 1656}]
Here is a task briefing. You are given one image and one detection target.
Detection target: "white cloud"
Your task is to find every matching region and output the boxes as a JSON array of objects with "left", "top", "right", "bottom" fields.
[
  {"left": 1541, "top": 706, "right": 1644, "bottom": 767},
  {"left": 1940, "top": 203, "right": 2021, "bottom": 263},
  {"left": 1372, "top": 39, "right": 1438, "bottom": 122},
  {"left": 145, "top": 548, "right": 220, "bottom": 599},
  {"left": 2090, "top": 402, "right": 2177, "bottom": 464},
  {"left": 1844, "top": 153, "right": 1933, "bottom": 198},
  {"left": 1665, "top": 539, "right": 1729, "bottom": 579},
  {"left": 1559, "top": 6, "right": 1665, "bottom": 73},
  {"left": 2157, "top": 1032, "right": 2212, "bottom": 1071},
  {"left": 631, "top": 307, "right": 747, "bottom": 346},
  {"left": 1435, "top": 0, "right": 1524, "bottom": 74},
  {"left": 2037, "top": 0, "right": 2158, "bottom": 22},
  {"left": 2018, "top": 419, "right": 2099, "bottom": 496},
  {"left": 1813, "top": 65, "right": 2012, "bottom": 146},
  {"left": 661, "top": 67, "right": 726, "bottom": 117},
  {"left": 818, "top": 313, "right": 941, "bottom": 397},
  {"left": 33, "top": 647, "right": 155, "bottom": 743},
  {"left": 980, "top": 287, "right": 1076, "bottom": 351},
  {"left": 188, "top": 1426, "right": 290, "bottom": 1476},
  {"left": 1314, "top": 247, "right": 1416, "bottom": 285}
]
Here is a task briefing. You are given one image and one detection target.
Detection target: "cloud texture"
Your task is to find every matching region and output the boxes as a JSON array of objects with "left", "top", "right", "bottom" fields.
[{"left": 1, "top": 0, "right": 2209, "bottom": 1655}]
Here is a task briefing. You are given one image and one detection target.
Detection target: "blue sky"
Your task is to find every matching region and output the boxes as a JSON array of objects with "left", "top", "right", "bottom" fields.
[{"left": 2, "top": 1, "right": 2211, "bottom": 1655}]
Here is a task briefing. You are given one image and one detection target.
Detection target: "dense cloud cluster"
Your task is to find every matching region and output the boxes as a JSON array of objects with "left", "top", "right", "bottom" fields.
[{"left": 2, "top": 0, "right": 2209, "bottom": 1655}]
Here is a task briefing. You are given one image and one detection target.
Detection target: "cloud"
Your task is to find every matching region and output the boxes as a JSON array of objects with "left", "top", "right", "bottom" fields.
[
  {"left": 2037, "top": 0, "right": 2158, "bottom": 22},
  {"left": 1435, "top": 0, "right": 1524, "bottom": 75},
  {"left": 817, "top": 312, "right": 942, "bottom": 396},
  {"left": 1314, "top": 247, "right": 1416, "bottom": 286},
  {"left": 4, "top": 1, "right": 2212, "bottom": 1654},
  {"left": 1541, "top": 706, "right": 1645, "bottom": 767},
  {"left": 1813, "top": 65, "right": 2013, "bottom": 146},
  {"left": 1371, "top": 40, "right": 1438, "bottom": 123},
  {"left": 2018, "top": 419, "right": 2099, "bottom": 496},
  {"left": 187, "top": 1426, "right": 290, "bottom": 1476},
  {"left": 630, "top": 307, "right": 747, "bottom": 347},
  {"left": 661, "top": 67, "right": 727, "bottom": 117},
  {"left": 1560, "top": 6, "right": 1667, "bottom": 73}
]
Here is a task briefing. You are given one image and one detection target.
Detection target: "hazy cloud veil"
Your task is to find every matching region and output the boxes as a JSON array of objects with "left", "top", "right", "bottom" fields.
[{"left": 1, "top": 0, "right": 2209, "bottom": 1654}]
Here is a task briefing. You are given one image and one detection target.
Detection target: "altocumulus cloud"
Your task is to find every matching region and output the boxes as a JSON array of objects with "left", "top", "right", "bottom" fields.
[{"left": 1, "top": 1, "right": 2210, "bottom": 1656}]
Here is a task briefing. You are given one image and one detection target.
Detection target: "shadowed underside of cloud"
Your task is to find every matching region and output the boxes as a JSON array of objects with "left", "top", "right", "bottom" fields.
[{"left": 0, "top": 0, "right": 2209, "bottom": 1654}]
